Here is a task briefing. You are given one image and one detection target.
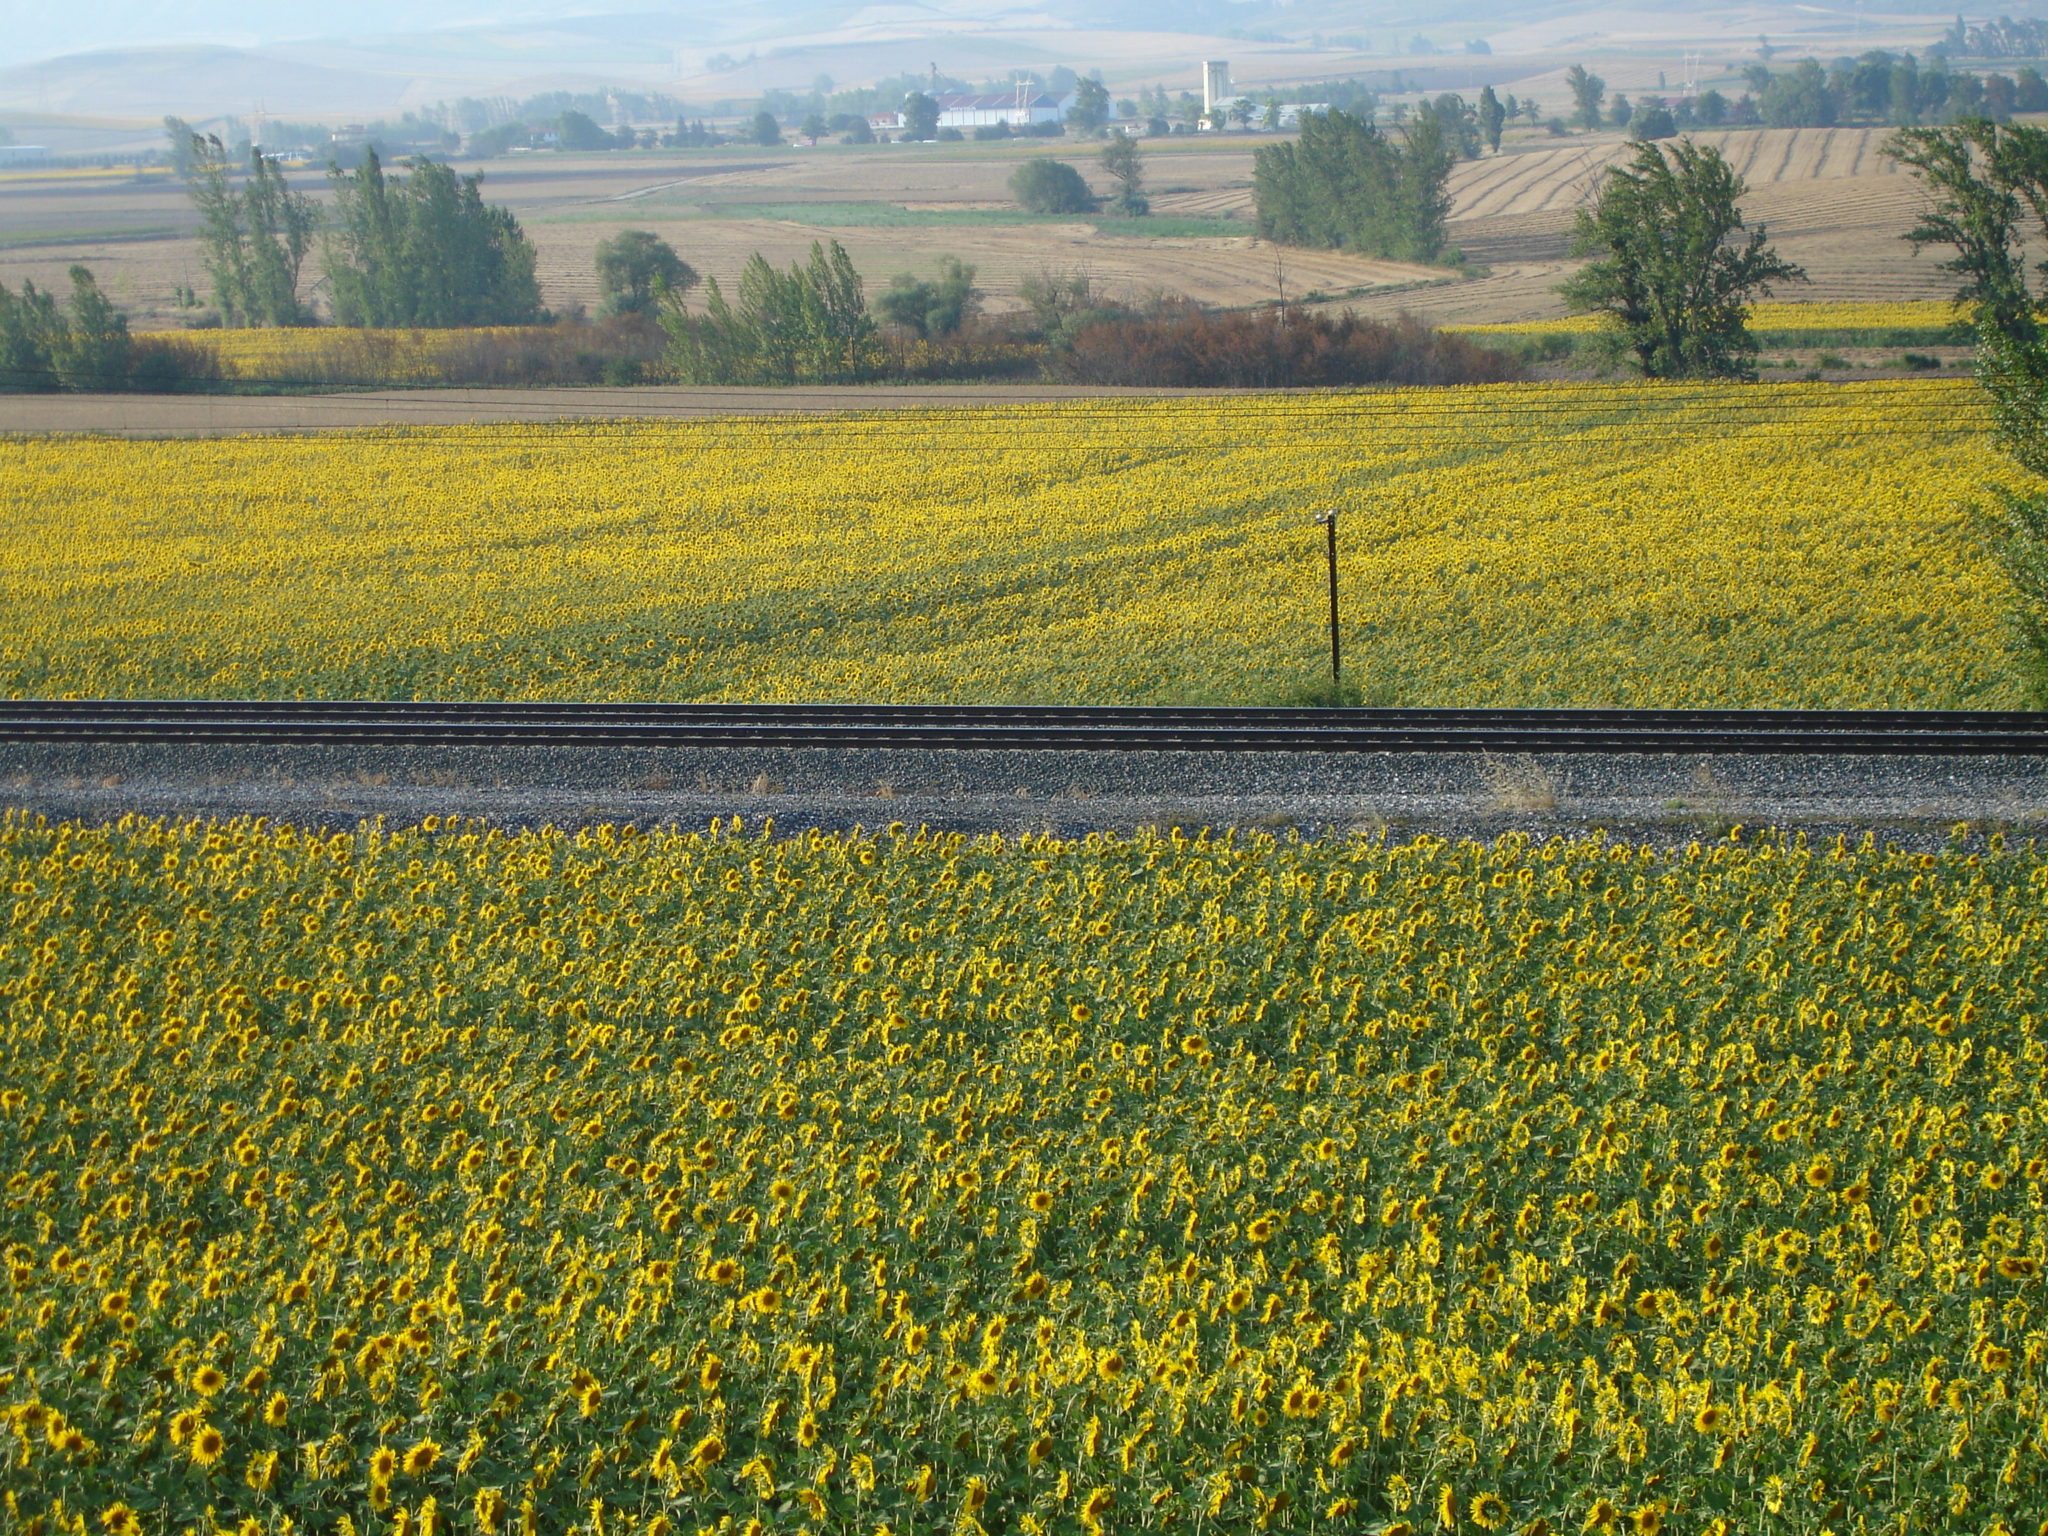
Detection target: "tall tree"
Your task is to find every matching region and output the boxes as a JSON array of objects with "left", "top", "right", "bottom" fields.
[
  {"left": 1559, "top": 137, "right": 1805, "bottom": 378},
  {"left": 661, "top": 239, "right": 877, "bottom": 384},
  {"left": 900, "top": 94, "right": 940, "bottom": 141},
  {"left": 177, "top": 132, "right": 319, "bottom": 327},
  {"left": 1477, "top": 85, "right": 1506, "bottom": 153},
  {"left": 1886, "top": 119, "right": 2048, "bottom": 700},
  {"left": 876, "top": 258, "right": 979, "bottom": 338},
  {"left": 1098, "top": 134, "right": 1149, "bottom": 216},
  {"left": 1252, "top": 108, "right": 1455, "bottom": 263},
  {"left": 325, "top": 151, "right": 542, "bottom": 327},
  {"left": 0, "top": 279, "right": 64, "bottom": 391},
  {"left": 594, "top": 230, "right": 698, "bottom": 317},
  {"left": 1067, "top": 78, "right": 1112, "bottom": 135},
  {"left": 53, "top": 266, "right": 132, "bottom": 391},
  {"left": 1884, "top": 119, "right": 2043, "bottom": 343},
  {"left": 1566, "top": 65, "right": 1606, "bottom": 132}
]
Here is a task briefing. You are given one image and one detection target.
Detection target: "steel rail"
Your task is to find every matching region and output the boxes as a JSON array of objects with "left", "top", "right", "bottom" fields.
[{"left": 1, "top": 701, "right": 2046, "bottom": 755}]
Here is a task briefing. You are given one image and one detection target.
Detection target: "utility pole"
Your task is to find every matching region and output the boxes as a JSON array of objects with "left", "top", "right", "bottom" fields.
[{"left": 1313, "top": 509, "right": 1341, "bottom": 686}]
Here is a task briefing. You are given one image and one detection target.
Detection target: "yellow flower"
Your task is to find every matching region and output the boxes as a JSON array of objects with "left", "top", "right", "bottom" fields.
[
  {"left": 403, "top": 1437, "right": 441, "bottom": 1476},
  {"left": 189, "top": 1421, "right": 225, "bottom": 1467},
  {"left": 1471, "top": 1493, "right": 1509, "bottom": 1530},
  {"left": 99, "top": 1507, "right": 142, "bottom": 1536}
]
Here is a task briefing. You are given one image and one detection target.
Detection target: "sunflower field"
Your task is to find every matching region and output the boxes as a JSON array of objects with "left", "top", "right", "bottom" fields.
[
  {"left": 3, "top": 812, "right": 2047, "bottom": 1536},
  {"left": 0, "top": 380, "right": 2026, "bottom": 708}
]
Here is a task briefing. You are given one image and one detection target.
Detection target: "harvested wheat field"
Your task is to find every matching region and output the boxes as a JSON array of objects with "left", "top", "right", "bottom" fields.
[{"left": 0, "top": 126, "right": 1970, "bottom": 330}]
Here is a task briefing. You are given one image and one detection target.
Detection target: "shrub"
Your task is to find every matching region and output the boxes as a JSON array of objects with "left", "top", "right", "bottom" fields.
[
  {"left": 1902, "top": 351, "right": 1942, "bottom": 369},
  {"left": 1010, "top": 158, "right": 1096, "bottom": 214},
  {"left": 1050, "top": 304, "right": 1525, "bottom": 388}
]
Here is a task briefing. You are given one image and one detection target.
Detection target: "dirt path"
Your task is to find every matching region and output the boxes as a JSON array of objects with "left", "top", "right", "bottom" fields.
[{"left": 0, "top": 383, "right": 1210, "bottom": 436}]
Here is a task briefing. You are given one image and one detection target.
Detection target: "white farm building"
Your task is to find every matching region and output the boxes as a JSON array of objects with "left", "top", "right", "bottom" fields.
[{"left": 871, "top": 90, "right": 1072, "bottom": 134}]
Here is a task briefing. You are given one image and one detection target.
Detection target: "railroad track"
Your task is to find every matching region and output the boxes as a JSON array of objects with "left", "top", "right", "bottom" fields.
[{"left": 1, "top": 701, "right": 2046, "bottom": 755}]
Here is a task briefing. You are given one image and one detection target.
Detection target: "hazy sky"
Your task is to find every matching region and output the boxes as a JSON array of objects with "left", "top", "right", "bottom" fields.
[{"left": 2, "top": 1, "right": 584, "bottom": 70}]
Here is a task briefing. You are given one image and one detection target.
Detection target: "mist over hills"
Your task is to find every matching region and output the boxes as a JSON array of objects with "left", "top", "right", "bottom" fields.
[{"left": 0, "top": 0, "right": 2020, "bottom": 127}]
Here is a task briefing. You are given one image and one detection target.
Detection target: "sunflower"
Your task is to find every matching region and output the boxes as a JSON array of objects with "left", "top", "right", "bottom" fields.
[
  {"left": 99, "top": 1507, "right": 142, "bottom": 1536},
  {"left": 1027, "top": 1189, "right": 1053, "bottom": 1214},
  {"left": 189, "top": 1421, "right": 225, "bottom": 1468},
  {"left": 1080, "top": 1487, "right": 1115, "bottom": 1534},
  {"left": 263, "top": 1391, "right": 289, "bottom": 1427},
  {"left": 699, "top": 1356, "right": 723, "bottom": 1391},
  {"left": 370, "top": 1445, "right": 399, "bottom": 1482},
  {"left": 1471, "top": 1492, "right": 1510, "bottom": 1530},
  {"left": 1693, "top": 1404, "right": 1728, "bottom": 1434},
  {"left": 404, "top": 1437, "right": 441, "bottom": 1476},
  {"left": 1027, "top": 1435, "right": 1054, "bottom": 1469},
  {"left": 191, "top": 1364, "right": 225, "bottom": 1395}
]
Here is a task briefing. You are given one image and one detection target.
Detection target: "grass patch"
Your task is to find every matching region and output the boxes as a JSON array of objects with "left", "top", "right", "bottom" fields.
[{"left": 0, "top": 225, "right": 182, "bottom": 251}]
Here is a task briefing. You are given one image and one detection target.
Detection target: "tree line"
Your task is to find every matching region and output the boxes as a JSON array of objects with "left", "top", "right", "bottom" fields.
[{"left": 176, "top": 131, "right": 543, "bottom": 329}]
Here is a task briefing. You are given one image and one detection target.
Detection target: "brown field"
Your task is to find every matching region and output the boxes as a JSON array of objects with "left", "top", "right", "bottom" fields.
[{"left": 0, "top": 123, "right": 1957, "bottom": 334}]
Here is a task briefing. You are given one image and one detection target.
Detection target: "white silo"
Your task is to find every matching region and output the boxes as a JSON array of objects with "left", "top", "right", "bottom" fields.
[{"left": 1203, "top": 61, "right": 1231, "bottom": 114}]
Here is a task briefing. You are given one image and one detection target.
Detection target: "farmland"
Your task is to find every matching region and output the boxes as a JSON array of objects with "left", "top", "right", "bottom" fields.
[
  {"left": 0, "top": 380, "right": 2022, "bottom": 710},
  {"left": 5, "top": 811, "right": 2048, "bottom": 1535},
  {"left": 0, "top": 125, "right": 1971, "bottom": 333}
]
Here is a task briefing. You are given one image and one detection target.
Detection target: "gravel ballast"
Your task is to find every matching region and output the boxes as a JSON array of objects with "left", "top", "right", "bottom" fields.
[{"left": 4, "top": 741, "right": 2046, "bottom": 846}]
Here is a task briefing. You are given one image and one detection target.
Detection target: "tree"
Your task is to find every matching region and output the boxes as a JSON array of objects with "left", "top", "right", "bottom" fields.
[
  {"left": 595, "top": 230, "right": 698, "bottom": 317},
  {"left": 1252, "top": 108, "right": 1455, "bottom": 263},
  {"left": 800, "top": 113, "right": 830, "bottom": 143},
  {"left": 1567, "top": 65, "right": 1606, "bottom": 131},
  {"left": 1478, "top": 86, "right": 1506, "bottom": 153},
  {"left": 875, "top": 258, "right": 979, "bottom": 337},
  {"left": 750, "top": 110, "right": 784, "bottom": 147},
  {"left": 1067, "top": 78, "right": 1112, "bottom": 135},
  {"left": 1632, "top": 104, "right": 1679, "bottom": 140},
  {"left": 1010, "top": 158, "right": 1096, "bottom": 214},
  {"left": 557, "top": 110, "right": 619, "bottom": 151},
  {"left": 1696, "top": 90, "right": 1730, "bottom": 127},
  {"left": 661, "top": 238, "right": 878, "bottom": 384},
  {"left": 1883, "top": 120, "right": 2048, "bottom": 343},
  {"left": 1609, "top": 94, "right": 1633, "bottom": 129},
  {"left": 0, "top": 279, "right": 64, "bottom": 391},
  {"left": 177, "top": 131, "right": 319, "bottom": 326},
  {"left": 901, "top": 93, "right": 940, "bottom": 141},
  {"left": 325, "top": 151, "right": 543, "bottom": 327},
  {"left": 1099, "top": 134, "right": 1149, "bottom": 216},
  {"left": 53, "top": 266, "right": 132, "bottom": 391},
  {"left": 1559, "top": 137, "right": 1806, "bottom": 378}
]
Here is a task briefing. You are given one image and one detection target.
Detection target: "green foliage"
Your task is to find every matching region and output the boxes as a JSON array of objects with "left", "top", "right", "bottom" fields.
[
  {"left": 556, "top": 109, "right": 620, "bottom": 152},
  {"left": 0, "top": 266, "right": 166, "bottom": 393},
  {"left": 1559, "top": 138, "right": 1806, "bottom": 379},
  {"left": 1972, "top": 329, "right": 2048, "bottom": 703},
  {"left": 1477, "top": 85, "right": 1506, "bottom": 153},
  {"left": 750, "top": 110, "right": 783, "bottom": 147},
  {"left": 1884, "top": 120, "right": 2046, "bottom": 345},
  {"left": 1066, "top": 77, "right": 1112, "bottom": 135},
  {"left": 0, "top": 278, "right": 65, "bottom": 391},
  {"left": 1251, "top": 109, "right": 1455, "bottom": 264},
  {"left": 1009, "top": 158, "right": 1096, "bottom": 215},
  {"left": 178, "top": 133, "right": 319, "bottom": 327},
  {"left": 900, "top": 93, "right": 939, "bottom": 141},
  {"left": 1632, "top": 104, "right": 1679, "bottom": 141},
  {"left": 1098, "top": 134, "right": 1149, "bottom": 216},
  {"left": 51, "top": 266, "right": 131, "bottom": 391},
  {"left": 1566, "top": 64, "right": 1605, "bottom": 131},
  {"left": 594, "top": 230, "right": 698, "bottom": 318},
  {"left": 324, "top": 151, "right": 544, "bottom": 328},
  {"left": 661, "top": 238, "right": 878, "bottom": 384},
  {"left": 874, "top": 258, "right": 979, "bottom": 339}
]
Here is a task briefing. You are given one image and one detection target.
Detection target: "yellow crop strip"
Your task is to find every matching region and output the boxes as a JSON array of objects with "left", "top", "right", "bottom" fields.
[
  {"left": 0, "top": 380, "right": 2023, "bottom": 707},
  {"left": 168, "top": 327, "right": 554, "bottom": 385},
  {"left": 1449, "top": 302, "right": 1965, "bottom": 336},
  {"left": 3, "top": 814, "right": 2045, "bottom": 1533}
]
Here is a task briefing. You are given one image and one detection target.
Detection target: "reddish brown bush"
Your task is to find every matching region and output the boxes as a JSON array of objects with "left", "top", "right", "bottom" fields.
[{"left": 1050, "top": 305, "right": 1523, "bottom": 388}]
